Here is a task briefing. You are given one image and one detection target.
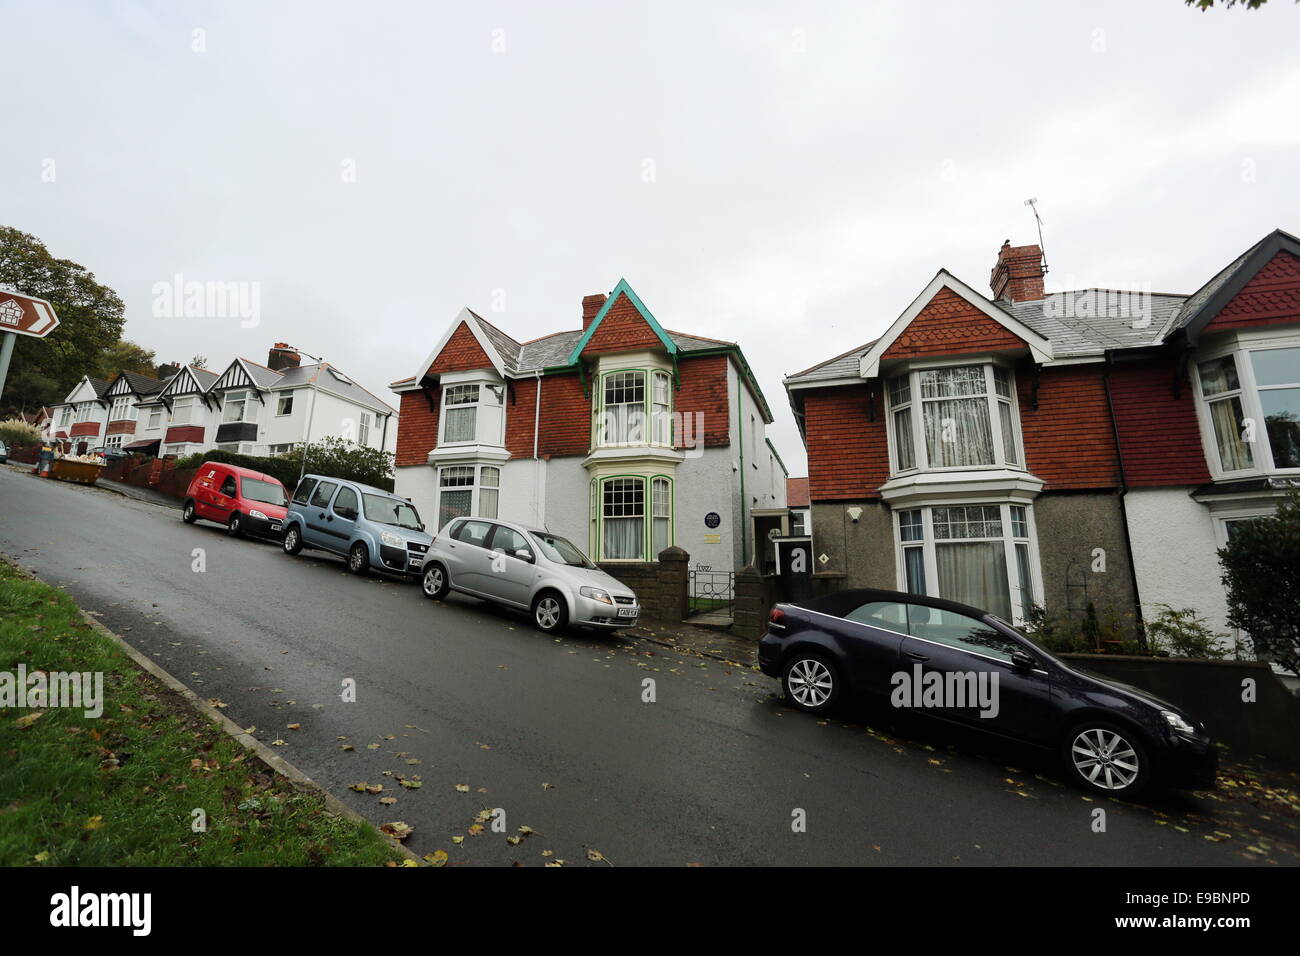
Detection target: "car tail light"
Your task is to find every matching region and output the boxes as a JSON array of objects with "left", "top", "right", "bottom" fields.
[{"left": 769, "top": 607, "right": 786, "bottom": 626}]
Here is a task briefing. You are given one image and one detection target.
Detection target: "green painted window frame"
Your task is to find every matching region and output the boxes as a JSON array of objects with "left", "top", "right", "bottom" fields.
[{"left": 589, "top": 473, "right": 675, "bottom": 562}]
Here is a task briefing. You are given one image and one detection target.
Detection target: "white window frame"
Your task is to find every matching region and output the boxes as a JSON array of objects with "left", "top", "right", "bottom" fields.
[
  {"left": 222, "top": 389, "right": 258, "bottom": 425},
  {"left": 439, "top": 381, "right": 504, "bottom": 447},
  {"left": 146, "top": 407, "right": 163, "bottom": 430},
  {"left": 74, "top": 402, "right": 94, "bottom": 423},
  {"left": 597, "top": 370, "right": 648, "bottom": 447},
  {"left": 885, "top": 362, "right": 1025, "bottom": 476},
  {"left": 358, "top": 410, "right": 373, "bottom": 447},
  {"left": 435, "top": 463, "right": 500, "bottom": 528},
  {"left": 598, "top": 475, "right": 647, "bottom": 561},
  {"left": 170, "top": 396, "right": 194, "bottom": 425},
  {"left": 276, "top": 391, "right": 295, "bottom": 416},
  {"left": 59, "top": 406, "right": 73, "bottom": 427},
  {"left": 109, "top": 396, "right": 135, "bottom": 422},
  {"left": 892, "top": 502, "right": 1042, "bottom": 624},
  {"left": 1193, "top": 337, "right": 1300, "bottom": 479}
]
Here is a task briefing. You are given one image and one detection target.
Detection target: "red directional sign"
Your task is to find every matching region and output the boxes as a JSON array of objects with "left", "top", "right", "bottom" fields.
[{"left": 0, "top": 291, "right": 60, "bottom": 338}]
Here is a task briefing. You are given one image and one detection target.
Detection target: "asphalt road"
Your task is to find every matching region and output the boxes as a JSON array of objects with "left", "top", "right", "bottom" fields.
[{"left": 0, "top": 465, "right": 1289, "bottom": 866}]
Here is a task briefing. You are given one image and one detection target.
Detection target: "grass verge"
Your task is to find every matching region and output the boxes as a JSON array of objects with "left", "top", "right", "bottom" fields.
[{"left": 0, "top": 558, "right": 403, "bottom": 866}]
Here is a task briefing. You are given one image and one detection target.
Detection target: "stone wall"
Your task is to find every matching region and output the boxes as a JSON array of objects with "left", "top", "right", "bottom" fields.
[{"left": 599, "top": 546, "right": 689, "bottom": 625}]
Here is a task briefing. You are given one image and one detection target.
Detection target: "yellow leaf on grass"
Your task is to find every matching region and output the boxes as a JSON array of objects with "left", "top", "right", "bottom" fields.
[{"left": 14, "top": 712, "right": 43, "bottom": 729}]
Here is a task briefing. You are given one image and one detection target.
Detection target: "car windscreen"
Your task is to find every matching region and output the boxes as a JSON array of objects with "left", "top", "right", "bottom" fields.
[
  {"left": 362, "top": 493, "right": 422, "bottom": 531},
  {"left": 529, "top": 532, "right": 595, "bottom": 568},
  {"left": 241, "top": 477, "right": 287, "bottom": 506}
]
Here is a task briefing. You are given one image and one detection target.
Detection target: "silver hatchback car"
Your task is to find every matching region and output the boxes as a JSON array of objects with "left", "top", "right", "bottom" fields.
[{"left": 421, "top": 517, "right": 640, "bottom": 633}]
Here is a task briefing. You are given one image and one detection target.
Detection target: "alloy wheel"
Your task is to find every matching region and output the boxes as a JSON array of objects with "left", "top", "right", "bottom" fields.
[
  {"left": 787, "top": 658, "right": 833, "bottom": 708},
  {"left": 535, "top": 596, "right": 561, "bottom": 630},
  {"left": 423, "top": 567, "right": 443, "bottom": 596},
  {"left": 1071, "top": 728, "right": 1140, "bottom": 791}
]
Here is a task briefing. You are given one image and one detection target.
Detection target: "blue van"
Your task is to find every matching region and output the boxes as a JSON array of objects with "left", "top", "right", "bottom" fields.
[{"left": 281, "top": 474, "right": 433, "bottom": 578}]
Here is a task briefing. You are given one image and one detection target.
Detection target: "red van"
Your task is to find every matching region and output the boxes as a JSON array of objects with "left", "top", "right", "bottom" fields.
[{"left": 182, "top": 461, "right": 289, "bottom": 539}]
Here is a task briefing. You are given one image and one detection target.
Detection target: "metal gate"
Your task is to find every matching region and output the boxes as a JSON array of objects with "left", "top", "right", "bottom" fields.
[{"left": 688, "top": 569, "right": 734, "bottom": 618}]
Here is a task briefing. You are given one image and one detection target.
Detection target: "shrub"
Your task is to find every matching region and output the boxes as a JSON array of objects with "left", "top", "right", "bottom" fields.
[
  {"left": 1144, "top": 604, "right": 1230, "bottom": 660},
  {"left": 173, "top": 437, "right": 395, "bottom": 494},
  {"left": 1218, "top": 491, "right": 1300, "bottom": 676},
  {"left": 1018, "top": 601, "right": 1140, "bottom": 655},
  {"left": 0, "top": 418, "right": 42, "bottom": 447}
]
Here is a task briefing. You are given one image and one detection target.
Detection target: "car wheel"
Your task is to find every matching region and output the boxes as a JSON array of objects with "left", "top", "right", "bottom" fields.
[
  {"left": 782, "top": 652, "right": 840, "bottom": 715},
  {"left": 282, "top": 525, "right": 302, "bottom": 555},
  {"left": 182, "top": 500, "right": 197, "bottom": 524},
  {"left": 532, "top": 591, "right": 567, "bottom": 633},
  {"left": 227, "top": 513, "right": 243, "bottom": 537},
  {"left": 422, "top": 563, "right": 449, "bottom": 600},
  {"left": 1063, "top": 721, "right": 1150, "bottom": 796},
  {"left": 348, "top": 542, "right": 370, "bottom": 576}
]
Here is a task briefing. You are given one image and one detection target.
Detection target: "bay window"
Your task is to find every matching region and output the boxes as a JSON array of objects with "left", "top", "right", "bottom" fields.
[
  {"left": 1196, "top": 344, "right": 1300, "bottom": 475},
  {"left": 652, "top": 476, "right": 672, "bottom": 555},
  {"left": 222, "top": 389, "right": 257, "bottom": 424},
  {"left": 109, "top": 396, "right": 135, "bottom": 422},
  {"left": 594, "top": 368, "right": 674, "bottom": 448},
  {"left": 436, "top": 463, "right": 500, "bottom": 528},
  {"left": 652, "top": 371, "right": 672, "bottom": 445},
  {"left": 170, "top": 397, "right": 193, "bottom": 425},
  {"left": 590, "top": 475, "right": 674, "bottom": 561},
  {"left": 147, "top": 407, "right": 162, "bottom": 429},
  {"left": 1250, "top": 346, "right": 1300, "bottom": 469},
  {"left": 1197, "top": 356, "right": 1253, "bottom": 472},
  {"left": 602, "top": 477, "right": 644, "bottom": 559},
  {"left": 440, "top": 381, "right": 504, "bottom": 446},
  {"left": 887, "top": 364, "right": 1022, "bottom": 473},
  {"left": 895, "top": 503, "right": 1039, "bottom": 623},
  {"left": 600, "top": 371, "right": 645, "bottom": 445}
]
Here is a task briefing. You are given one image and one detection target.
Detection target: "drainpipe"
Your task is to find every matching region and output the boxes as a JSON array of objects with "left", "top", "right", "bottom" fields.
[
  {"left": 737, "top": 378, "right": 747, "bottom": 566},
  {"left": 1103, "top": 354, "right": 1148, "bottom": 652},
  {"left": 533, "top": 369, "right": 543, "bottom": 526}
]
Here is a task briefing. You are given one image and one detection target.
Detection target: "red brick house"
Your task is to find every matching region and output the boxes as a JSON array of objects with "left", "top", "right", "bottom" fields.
[
  {"left": 390, "top": 279, "right": 786, "bottom": 572},
  {"left": 785, "top": 229, "right": 1300, "bottom": 648}
]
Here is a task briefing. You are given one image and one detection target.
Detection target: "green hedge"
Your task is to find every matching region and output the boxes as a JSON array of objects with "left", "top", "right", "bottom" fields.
[{"left": 174, "top": 441, "right": 395, "bottom": 494}]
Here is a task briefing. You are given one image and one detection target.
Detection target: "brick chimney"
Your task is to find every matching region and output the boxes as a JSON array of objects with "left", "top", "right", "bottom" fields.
[
  {"left": 990, "top": 240, "right": 1046, "bottom": 303},
  {"left": 268, "top": 342, "right": 302, "bottom": 371},
  {"left": 581, "top": 294, "right": 607, "bottom": 331},
  {"left": 156, "top": 362, "right": 181, "bottom": 380}
]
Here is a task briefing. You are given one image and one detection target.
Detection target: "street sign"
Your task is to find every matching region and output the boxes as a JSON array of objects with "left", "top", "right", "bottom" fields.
[
  {"left": 0, "top": 289, "right": 62, "bottom": 401},
  {"left": 0, "top": 291, "right": 60, "bottom": 338}
]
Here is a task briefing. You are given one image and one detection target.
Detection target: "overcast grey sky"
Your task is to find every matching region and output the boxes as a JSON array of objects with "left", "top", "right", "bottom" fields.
[{"left": 4, "top": 0, "right": 1298, "bottom": 473}]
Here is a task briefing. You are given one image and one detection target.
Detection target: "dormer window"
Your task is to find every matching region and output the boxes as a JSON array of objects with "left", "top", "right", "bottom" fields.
[{"left": 887, "top": 364, "right": 1023, "bottom": 473}]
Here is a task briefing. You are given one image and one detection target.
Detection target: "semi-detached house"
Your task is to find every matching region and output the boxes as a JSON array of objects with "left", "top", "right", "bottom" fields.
[
  {"left": 785, "top": 229, "right": 1300, "bottom": 652},
  {"left": 390, "top": 280, "right": 787, "bottom": 574},
  {"left": 49, "top": 344, "right": 397, "bottom": 459}
]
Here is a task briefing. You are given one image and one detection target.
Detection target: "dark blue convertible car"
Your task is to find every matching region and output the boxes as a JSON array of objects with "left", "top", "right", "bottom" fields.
[{"left": 758, "top": 588, "right": 1216, "bottom": 797}]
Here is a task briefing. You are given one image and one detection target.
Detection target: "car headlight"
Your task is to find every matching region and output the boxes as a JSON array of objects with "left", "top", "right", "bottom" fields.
[
  {"left": 580, "top": 586, "right": 613, "bottom": 605},
  {"left": 249, "top": 510, "right": 268, "bottom": 520},
  {"left": 1162, "top": 710, "right": 1196, "bottom": 735},
  {"left": 380, "top": 530, "right": 405, "bottom": 548}
]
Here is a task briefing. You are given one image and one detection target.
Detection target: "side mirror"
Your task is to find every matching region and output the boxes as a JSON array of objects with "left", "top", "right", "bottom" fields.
[
  {"left": 1011, "top": 651, "right": 1037, "bottom": 673},
  {"left": 514, "top": 548, "right": 534, "bottom": 563}
]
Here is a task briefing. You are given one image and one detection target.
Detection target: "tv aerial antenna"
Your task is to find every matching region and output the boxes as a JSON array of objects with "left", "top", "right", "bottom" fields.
[{"left": 1024, "top": 197, "right": 1048, "bottom": 275}]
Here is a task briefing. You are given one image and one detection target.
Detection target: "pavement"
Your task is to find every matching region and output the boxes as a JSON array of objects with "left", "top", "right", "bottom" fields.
[{"left": 1, "top": 462, "right": 1296, "bottom": 866}]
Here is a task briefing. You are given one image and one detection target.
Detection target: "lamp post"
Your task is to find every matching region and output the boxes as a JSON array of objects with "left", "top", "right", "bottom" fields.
[{"left": 279, "top": 345, "right": 324, "bottom": 485}]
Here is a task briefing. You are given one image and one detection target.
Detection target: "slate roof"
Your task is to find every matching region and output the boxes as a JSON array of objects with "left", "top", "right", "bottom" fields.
[
  {"left": 274, "top": 363, "right": 397, "bottom": 416},
  {"left": 118, "top": 370, "right": 166, "bottom": 394},
  {"left": 236, "top": 359, "right": 285, "bottom": 389},
  {"left": 784, "top": 290, "right": 1188, "bottom": 386}
]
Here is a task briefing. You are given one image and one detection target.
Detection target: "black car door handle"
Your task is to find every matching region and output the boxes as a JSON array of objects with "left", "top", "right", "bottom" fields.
[{"left": 905, "top": 651, "right": 929, "bottom": 662}]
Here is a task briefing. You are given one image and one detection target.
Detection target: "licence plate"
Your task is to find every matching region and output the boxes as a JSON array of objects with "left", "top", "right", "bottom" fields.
[
  {"left": 409, "top": 557, "right": 424, "bottom": 568},
  {"left": 617, "top": 607, "right": 638, "bottom": 618},
  {"left": 271, "top": 523, "right": 283, "bottom": 531}
]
